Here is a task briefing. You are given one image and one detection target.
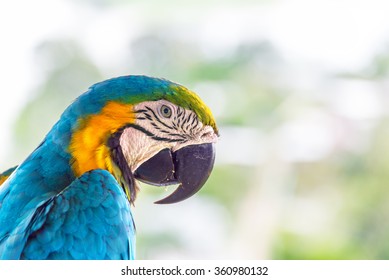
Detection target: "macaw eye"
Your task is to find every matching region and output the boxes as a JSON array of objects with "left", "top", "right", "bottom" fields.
[{"left": 160, "top": 105, "right": 172, "bottom": 118}]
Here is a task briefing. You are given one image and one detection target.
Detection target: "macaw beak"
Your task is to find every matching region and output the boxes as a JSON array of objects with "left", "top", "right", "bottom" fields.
[{"left": 134, "top": 143, "right": 216, "bottom": 204}]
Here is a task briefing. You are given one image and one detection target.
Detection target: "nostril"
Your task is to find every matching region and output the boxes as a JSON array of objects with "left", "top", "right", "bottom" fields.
[
  {"left": 200, "top": 127, "right": 217, "bottom": 140},
  {"left": 201, "top": 131, "right": 212, "bottom": 138}
]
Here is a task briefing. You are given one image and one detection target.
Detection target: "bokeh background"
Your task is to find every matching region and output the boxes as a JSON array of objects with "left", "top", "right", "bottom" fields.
[{"left": 1, "top": 0, "right": 389, "bottom": 259}]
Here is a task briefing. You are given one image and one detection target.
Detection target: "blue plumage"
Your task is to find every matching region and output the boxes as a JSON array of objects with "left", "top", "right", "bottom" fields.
[{"left": 21, "top": 170, "right": 134, "bottom": 260}]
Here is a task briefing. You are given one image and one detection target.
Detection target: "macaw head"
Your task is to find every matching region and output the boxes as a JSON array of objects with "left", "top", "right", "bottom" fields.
[{"left": 67, "top": 75, "right": 218, "bottom": 204}]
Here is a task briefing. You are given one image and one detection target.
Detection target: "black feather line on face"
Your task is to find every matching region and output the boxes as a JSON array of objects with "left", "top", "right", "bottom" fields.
[
  {"left": 144, "top": 113, "right": 153, "bottom": 121},
  {"left": 108, "top": 131, "right": 138, "bottom": 204},
  {"left": 134, "top": 109, "right": 148, "bottom": 114},
  {"left": 177, "top": 106, "right": 183, "bottom": 118},
  {"left": 151, "top": 122, "right": 160, "bottom": 129},
  {"left": 194, "top": 116, "right": 199, "bottom": 128},
  {"left": 191, "top": 114, "right": 197, "bottom": 126},
  {"left": 181, "top": 109, "right": 187, "bottom": 123},
  {"left": 180, "top": 116, "right": 187, "bottom": 131},
  {"left": 184, "top": 122, "right": 192, "bottom": 133},
  {"left": 186, "top": 112, "right": 193, "bottom": 124}
]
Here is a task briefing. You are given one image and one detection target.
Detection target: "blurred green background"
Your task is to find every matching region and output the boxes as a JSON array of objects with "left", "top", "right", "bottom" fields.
[{"left": 1, "top": 0, "right": 389, "bottom": 259}]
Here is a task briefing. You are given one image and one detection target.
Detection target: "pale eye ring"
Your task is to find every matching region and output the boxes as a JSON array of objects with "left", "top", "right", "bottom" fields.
[{"left": 160, "top": 105, "right": 172, "bottom": 118}]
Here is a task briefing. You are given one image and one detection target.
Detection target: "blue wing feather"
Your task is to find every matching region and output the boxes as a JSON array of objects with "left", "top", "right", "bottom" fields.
[{"left": 1, "top": 170, "right": 135, "bottom": 260}]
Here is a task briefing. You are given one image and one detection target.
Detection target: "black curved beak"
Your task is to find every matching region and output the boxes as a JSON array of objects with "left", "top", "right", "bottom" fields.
[{"left": 134, "top": 143, "right": 216, "bottom": 204}]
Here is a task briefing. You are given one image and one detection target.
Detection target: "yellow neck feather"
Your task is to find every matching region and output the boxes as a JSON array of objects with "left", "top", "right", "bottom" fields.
[
  {"left": 0, "top": 176, "right": 8, "bottom": 186},
  {"left": 69, "top": 101, "right": 135, "bottom": 177}
]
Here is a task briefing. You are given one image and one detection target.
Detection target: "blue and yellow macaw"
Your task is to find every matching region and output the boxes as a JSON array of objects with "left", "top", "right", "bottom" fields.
[{"left": 0, "top": 75, "right": 218, "bottom": 260}]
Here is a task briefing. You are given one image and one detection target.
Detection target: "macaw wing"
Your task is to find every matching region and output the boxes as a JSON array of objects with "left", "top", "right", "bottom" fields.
[{"left": 3, "top": 169, "right": 135, "bottom": 260}]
